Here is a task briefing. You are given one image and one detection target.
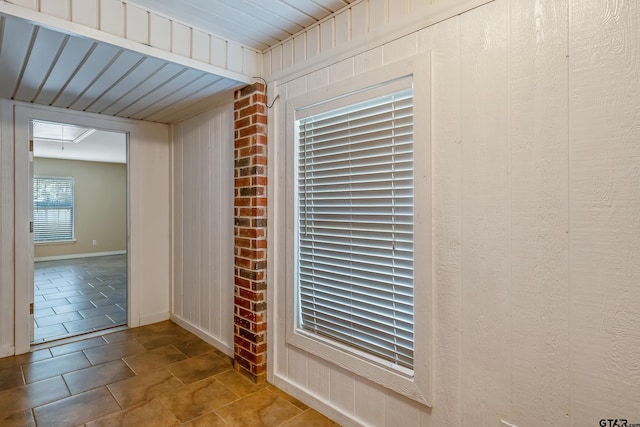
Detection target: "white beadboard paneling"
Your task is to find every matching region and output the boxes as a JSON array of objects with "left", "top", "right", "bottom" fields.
[
  {"left": 192, "top": 29, "right": 210, "bottom": 64},
  {"left": 294, "top": 34, "right": 306, "bottom": 64},
  {"left": 210, "top": 36, "right": 227, "bottom": 69},
  {"left": 429, "top": 16, "right": 463, "bottom": 427},
  {"left": 126, "top": 3, "right": 149, "bottom": 45},
  {"left": 369, "top": 0, "right": 388, "bottom": 30},
  {"left": 149, "top": 13, "right": 171, "bottom": 50},
  {"left": 569, "top": 0, "right": 640, "bottom": 424},
  {"left": 329, "top": 367, "right": 356, "bottom": 415},
  {"left": 172, "top": 122, "right": 184, "bottom": 317},
  {"left": 172, "top": 103, "right": 235, "bottom": 355},
  {"left": 307, "top": 354, "right": 331, "bottom": 401},
  {"left": 306, "top": 26, "right": 320, "bottom": 59},
  {"left": 460, "top": 2, "right": 510, "bottom": 424},
  {"left": 242, "top": 48, "right": 259, "bottom": 77},
  {"left": 320, "top": 19, "right": 334, "bottom": 52},
  {"left": 8, "top": 0, "right": 36, "bottom": 9},
  {"left": 388, "top": 0, "right": 408, "bottom": 25},
  {"left": 327, "top": 57, "right": 354, "bottom": 83},
  {"left": 270, "top": 45, "right": 283, "bottom": 76},
  {"left": 71, "top": 0, "right": 98, "bottom": 28},
  {"left": 40, "top": 0, "right": 70, "bottom": 20},
  {"left": 282, "top": 39, "right": 294, "bottom": 70},
  {"left": 172, "top": 22, "right": 191, "bottom": 58},
  {"left": 353, "top": 46, "right": 383, "bottom": 74},
  {"left": 351, "top": 1, "right": 368, "bottom": 38},
  {"left": 354, "top": 377, "right": 386, "bottom": 426},
  {"left": 509, "top": 0, "right": 570, "bottom": 425},
  {"left": 227, "top": 42, "right": 243, "bottom": 73},
  {"left": 335, "top": 10, "right": 350, "bottom": 45},
  {"left": 100, "top": 0, "right": 125, "bottom": 37},
  {"left": 382, "top": 32, "right": 417, "bottom": 64}
]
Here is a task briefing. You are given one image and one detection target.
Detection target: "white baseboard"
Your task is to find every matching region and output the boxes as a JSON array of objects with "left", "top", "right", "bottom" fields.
[
  {"left": 271, "top": 376, "right": 363, "bottom": 427},
  {"left": 170, "top": 314, "right": 234, "bottom": 358},
  {"left": 0, "top": 344, "right": 15, "bottom": 358},
  {"left": 139, "top": 311, "right": 170, "bottom": 326},
  {"left": 35, "top": 250, "right": 127, "bottom": 262}
]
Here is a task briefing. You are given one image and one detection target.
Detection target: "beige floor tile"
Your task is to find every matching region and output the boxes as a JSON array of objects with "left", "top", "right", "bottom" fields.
[
  {"left": 279, "top": 409, "right": 341, "bottom": 427},
  {"left": 83, "top": 337, "right": 147, "bottom": 365},
  {"left": 23, "top": 352, "right": 91, "bottom": 383},
  {"left": 0, "top": 365, "right": 25, "bottom": 392},
  {"left": 172, "top": 337, "right": 221, "bottom": 358},
  {"left": 215, "top": 389, "right": 303, "bottom": 427},
  {"left": 49, "top": 337, "right": 107, "bottom": 357},
  {"left": 107, "top": 369, "right": 183, "bottom": 409},
  {"left": 123, "top": 345, "right": 187, "bottom": 375},
  {"left": 0, "top": 349, "right": 52, "bottom": 371},
  {"left": 267, "top": 385, "right": 309, "bottom": 410},
  {"left": 63, "top": 359, "right": 136, "bottom": 394},
  {"left": 0, "top": 376, "right": 70, "bottom": 417},
  {"left": 33, "top": 387, "right": 120, "bottom": 427},
  {"left": 86, "top": 399, "right": 180, "bottom": 427},
  {"left": 0, "top": 409, "right": 36, "bottom": 427},
  {"left": 180, "top": 411, "right": 229, "bottom": 427},
  {"left": 214, "top": 370, "right": 269, "bottom": 397},
  {"left": 158, "top": 377, "right": 239, "bottom": 422},
  {"left": 166, "top": 352, "right": 232, "bottom": 384}
]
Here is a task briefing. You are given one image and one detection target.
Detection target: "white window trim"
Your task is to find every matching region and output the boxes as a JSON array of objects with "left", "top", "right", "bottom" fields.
[{"left": 284, "top": 54, "right": 433, "bottom": 406}]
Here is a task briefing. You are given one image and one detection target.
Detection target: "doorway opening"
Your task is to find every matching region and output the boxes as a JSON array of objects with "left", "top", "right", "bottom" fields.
[{"left": 31, "top": 120, "right": 128, "bottom": 344}]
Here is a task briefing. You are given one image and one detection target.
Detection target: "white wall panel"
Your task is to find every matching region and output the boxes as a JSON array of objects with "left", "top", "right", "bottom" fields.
[
  {"left": 268, "top": 0, "right": 640, "bottom": 426},
  {"left": 508, "top": 0, "right": 570, "bottom": 425},
  {"left": 569, "top": 1, "right": 640, "bottom": 424},
  {"left": 227, "top": 42, "right": 243, "bottom": 73},
  {"left": 192, "top": 29, "right": 210, "bottom": 64},
  {"left": 100, "top": 0, "right": 125, "bottom": 37},
  {"left": 126, "top": 3, "right": 149, "bottom": 45},
  {"left": 320, "top": 19, "right": 334, "bottom": 52},
  {"left": 40, "top": 0, "right": 69, "bottom": 20},
  {"left": 210, "top": 36, "right": 227, "bottom": 69},
  {"left": 459, "top": 2, "right": 510, "bottom": 424},
  {"left": 335, "top": 10, "right": 350, "bottom": 45},
  {"left": 171, "top": 102, "right": 234, "bottom": 356},
  {"left": 171, "top": 22, "right": 191, "bottom": 58},
  {"left": 71, "top": 0, "right": 98, "bottom": 28},
  {"left": 149, "top": 13, "right": 171, "bottom": 51}
]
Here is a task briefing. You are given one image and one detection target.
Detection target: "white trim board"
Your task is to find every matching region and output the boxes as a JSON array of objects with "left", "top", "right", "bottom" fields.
[
  {"left": 34, "top": 250, "right": 126, "bottom": 262},
  {"left": 170, "top": 314, "right": 234, "bottom": 358}
]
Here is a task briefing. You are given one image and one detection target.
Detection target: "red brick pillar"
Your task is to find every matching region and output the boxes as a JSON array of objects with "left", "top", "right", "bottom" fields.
[{"left": 233, "top": 82, "right": 268, "bottom": 382}]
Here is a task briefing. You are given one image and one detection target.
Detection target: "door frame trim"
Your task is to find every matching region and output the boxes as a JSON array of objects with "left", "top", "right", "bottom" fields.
[{"left": 14, "top": 104, "right": 134, "bottom": 353}]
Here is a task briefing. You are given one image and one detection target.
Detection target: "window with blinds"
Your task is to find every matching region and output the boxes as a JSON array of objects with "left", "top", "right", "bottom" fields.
[
  {"left": 296, "top": 87, "right": 415, "bottom": 370},
  {"left": 33, "top": 176, "right": 75, "bottom": 242}
]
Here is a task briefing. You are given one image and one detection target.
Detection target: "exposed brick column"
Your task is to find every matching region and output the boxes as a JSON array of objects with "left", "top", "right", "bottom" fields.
[{"left": 233, "top": 82, "right": 268, "bottom": 382}]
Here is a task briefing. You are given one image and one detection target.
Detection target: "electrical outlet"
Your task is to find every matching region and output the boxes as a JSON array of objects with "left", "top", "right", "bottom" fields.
[{"left": 92, "top": 240, "right": 97, "bottom": 246}]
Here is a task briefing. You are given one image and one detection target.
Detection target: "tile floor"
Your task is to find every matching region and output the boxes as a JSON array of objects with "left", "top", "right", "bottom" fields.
[
  {"left": 34, "top": 255, "right": 127, "bottom": 343},
  {"left": 0, "top": 321, "right": 340, "bottom": 426}
]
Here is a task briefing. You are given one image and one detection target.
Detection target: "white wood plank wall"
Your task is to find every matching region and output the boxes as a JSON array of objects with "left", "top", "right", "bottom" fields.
[
  {"left": 171, "top": 102, "right": 235, "bottom": 356},
  {"left": 4, "top": 0, "right": 260, "bottom": 79},
  {"left": 269, "top": 0, "right": 640, "bottom": 425}
]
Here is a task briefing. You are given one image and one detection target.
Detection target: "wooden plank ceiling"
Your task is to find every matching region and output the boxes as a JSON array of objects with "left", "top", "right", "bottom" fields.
[
  {"left": 0, "top": 1, "right": 354, "bottom": 123},
  {"left": 0, "top": 14, "right": 243, "bottom": 123},
  {"left": 126, "top": 0, "right": 355, "bottom": 51}
]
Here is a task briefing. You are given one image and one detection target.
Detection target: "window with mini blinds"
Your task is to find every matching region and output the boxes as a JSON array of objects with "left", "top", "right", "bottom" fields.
[
  {"left": 33, "top": 176, "right": 75, "bottom": 242},
  {"left": 295, "top": 83, "right": 415, "bottom": 370}
]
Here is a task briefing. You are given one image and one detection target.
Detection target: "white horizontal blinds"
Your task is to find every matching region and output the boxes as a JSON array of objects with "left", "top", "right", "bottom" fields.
[
  {"left": 33, "top": 176, "right": 75, "bottom": 242},
  {"left": 297, "top": 87, "right": 415, "bottom": 369}
]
